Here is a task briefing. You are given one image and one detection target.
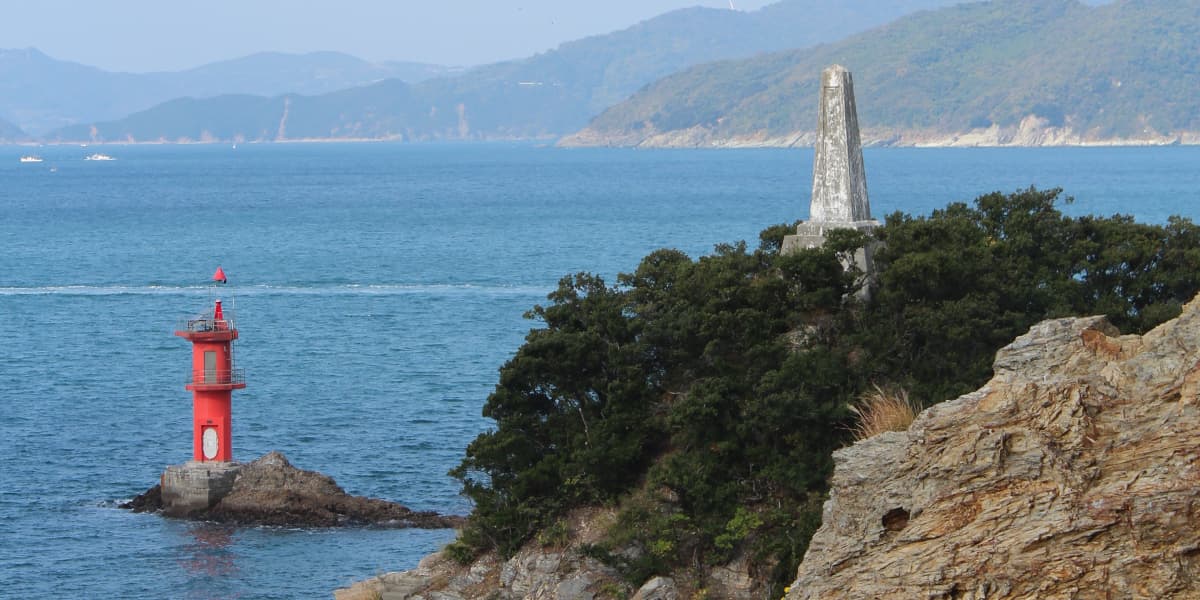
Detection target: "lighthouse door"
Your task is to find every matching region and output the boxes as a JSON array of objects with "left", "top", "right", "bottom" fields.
[
  {"left": 201, "top": 426, "right": 219, "bottom": 460},
  {"left": 203, "top": 351, "right": 217, "bottom": 383}
]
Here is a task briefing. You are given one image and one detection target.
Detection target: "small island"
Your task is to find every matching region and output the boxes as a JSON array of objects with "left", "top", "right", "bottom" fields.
[
  {"left": 123, "top": 451, "right": 463, "bottom": 529},
  {"left": 121, "top": 279, "right": 461, "bottom": 530}
]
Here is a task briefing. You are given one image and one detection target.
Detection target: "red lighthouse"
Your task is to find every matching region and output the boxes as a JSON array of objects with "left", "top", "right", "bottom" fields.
[{"left": 174, "top": 267, "right": 245, "bottom": 462}]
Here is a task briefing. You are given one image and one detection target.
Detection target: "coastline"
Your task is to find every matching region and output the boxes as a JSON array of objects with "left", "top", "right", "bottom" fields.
[
  {"left": 6, "top": 123, "right": 1199, "bottom": 150},
  {"left": 2, "top": 134, "right": 559, "bottom": 147},
  {"left": 558, "top": 117, "right": 1200, "bottom": 149}
]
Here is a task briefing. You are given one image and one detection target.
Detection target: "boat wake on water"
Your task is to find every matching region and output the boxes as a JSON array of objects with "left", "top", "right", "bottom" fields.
[{"left": 0, "top": 283, "right": 549, "bottom": 297}]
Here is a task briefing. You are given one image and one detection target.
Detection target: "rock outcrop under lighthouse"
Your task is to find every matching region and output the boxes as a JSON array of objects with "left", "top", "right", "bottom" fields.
[{"left": 124, "top": 451, "right": 463, "bottom": 529}]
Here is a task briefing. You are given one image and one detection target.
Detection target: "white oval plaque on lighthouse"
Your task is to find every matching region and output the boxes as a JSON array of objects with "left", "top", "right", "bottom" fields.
[{"left": 202, "top": 428, "right": 219, "bottom": 460}]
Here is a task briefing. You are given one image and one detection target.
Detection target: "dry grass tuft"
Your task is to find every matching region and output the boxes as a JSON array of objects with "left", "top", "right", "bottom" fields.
[{"left": 848, "top": 385, "right": 921, "bottom": 441}]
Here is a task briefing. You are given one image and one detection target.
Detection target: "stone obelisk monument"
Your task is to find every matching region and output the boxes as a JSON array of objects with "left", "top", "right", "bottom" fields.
[{"left": 782, "top": 64, "right": 879, "bottom": 275}]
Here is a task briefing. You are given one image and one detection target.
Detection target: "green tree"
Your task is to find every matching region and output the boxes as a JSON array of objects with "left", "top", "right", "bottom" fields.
[
  {"left": 450, "top": 187, "right": 1200, "bottom": 589},
  {"left": 450, "top": 273, "right": 658, "bottom": 556}
]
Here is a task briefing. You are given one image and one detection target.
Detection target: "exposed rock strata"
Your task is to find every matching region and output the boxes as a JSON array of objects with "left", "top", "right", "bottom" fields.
[
  {"left": 124, "top": 451, "right": 462, "bottom": 529},
  {"left": 789, "top": 296, "right": 1200, "bottom": 598}
]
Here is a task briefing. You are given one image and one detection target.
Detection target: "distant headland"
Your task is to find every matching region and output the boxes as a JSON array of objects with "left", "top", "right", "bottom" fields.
[{"left": 4, "top": 1, "right": 1198, "bottom": 149}]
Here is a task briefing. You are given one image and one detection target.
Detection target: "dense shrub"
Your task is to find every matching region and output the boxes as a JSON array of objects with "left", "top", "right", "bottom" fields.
[{"left": 450, "top": 187, "right": 1200, "bottom": 586}]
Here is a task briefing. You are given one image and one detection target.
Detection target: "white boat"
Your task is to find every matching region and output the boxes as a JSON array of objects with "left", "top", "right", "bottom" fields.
[
  {"left": 19, "top": 156, "right": 43, "bottom": 163},
  {"left": 84, "top": 153, "right": 115, "bottom": 161}
]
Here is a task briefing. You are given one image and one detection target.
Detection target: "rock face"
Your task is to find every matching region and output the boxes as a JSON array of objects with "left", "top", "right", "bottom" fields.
[
  {"left": 335, "top": 508, "right": 629, "bottom": 600},
  {"left": 334, "top": 507, "right": 768, "bottom": 600},
  {"left": 789, "top": 296, "right": 1200, "bottom": 598},
  {"left": 124, "top": 451, "right": 462, "bottom": 529}
]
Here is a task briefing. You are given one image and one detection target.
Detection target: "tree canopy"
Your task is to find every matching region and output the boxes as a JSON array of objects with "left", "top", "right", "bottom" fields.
[{"left": 449, "top": 187, "right": 1200, "bottom": 591}]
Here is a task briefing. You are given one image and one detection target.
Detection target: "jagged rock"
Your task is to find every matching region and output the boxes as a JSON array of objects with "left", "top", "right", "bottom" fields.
[
  {"left": 789, "top": 295, "right": 1200, "bottom": 598},
  {"left": 631, "top": 576, "right": 678, "bottom": 600},
  {"left": 121, "top": 484, "right": 162, "bottom": 512},
  {"left": 335, "top": 547, "right": 622, "bottom": 600},
  {"left": 124, "top": 451, "right": 462, "bottom": 529},
  {"left": 335, "top": 508, "right": 630, "bottom": 600},
  {"left": 706, "top": 551, "right": 766, "bottom": 599},
  {"left": 335, "top": 506, "right": 775, "bottom": 600}
]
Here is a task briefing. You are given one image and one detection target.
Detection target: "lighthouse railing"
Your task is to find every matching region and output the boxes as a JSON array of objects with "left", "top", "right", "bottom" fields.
[
  {"left": 177, "top": 311, "right": 237, "bottom": 333},
  {"left": 187, "top": 368, "right": 246, "bottom": 386}
]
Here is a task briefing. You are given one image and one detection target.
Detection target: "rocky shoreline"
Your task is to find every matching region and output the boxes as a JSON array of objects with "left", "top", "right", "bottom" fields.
[
  {"left": 335, "top": 295, "right": 1200, "bottom": 599},
  {"left": 123, "top": 451, "right": 463, "bottom": 529},
  {"left": 559, "top": 117, "right": 1200, "bottom": 149},
  {"left": 13, "top": 122, "right": 1200, "bottom": 150}
]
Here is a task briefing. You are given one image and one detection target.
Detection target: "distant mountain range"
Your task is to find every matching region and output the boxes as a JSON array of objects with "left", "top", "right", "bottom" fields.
[
  {"left": 566, "top": 0, "right": 1200, "bottom": 147},
  {"left": 0, "top": 115, "right": 26, "bottom": 141},
  {"left": 0, "top": 48, "right": 457, "bottom": 137},
  {"left": 23, "top": 0, "right": 961, "bottom": 143}
]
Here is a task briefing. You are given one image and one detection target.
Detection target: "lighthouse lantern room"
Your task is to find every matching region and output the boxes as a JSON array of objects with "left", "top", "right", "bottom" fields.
[{"left": 174, "top": 267, "right": 245, "bottom": 462}]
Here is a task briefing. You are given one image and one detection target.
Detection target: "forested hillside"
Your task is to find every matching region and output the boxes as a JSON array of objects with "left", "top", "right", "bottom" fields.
[
  {"left": 0, "top": 48, "right": 453, "bottom": 137},
  {"left": 569, "top": 0, "right": 1200, "bottom": 147},
  {"left": 40, "top": 0, "right": 960, "bottom": 143}
]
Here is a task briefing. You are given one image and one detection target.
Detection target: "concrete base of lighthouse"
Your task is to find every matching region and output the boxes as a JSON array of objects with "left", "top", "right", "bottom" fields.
[{"left": 160, "top": 461, "right": 243, "bottom": 518}]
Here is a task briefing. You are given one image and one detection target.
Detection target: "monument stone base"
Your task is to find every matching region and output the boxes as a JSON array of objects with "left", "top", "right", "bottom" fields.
[
  {"left": 782, "top": 220, "right": 877, "bottom": 253},
  {"left": 783, "top": 220, "right": 880, "bottom": 299},
  {"left": 160, "top": 461, "right": 242, "bottom": 518}
]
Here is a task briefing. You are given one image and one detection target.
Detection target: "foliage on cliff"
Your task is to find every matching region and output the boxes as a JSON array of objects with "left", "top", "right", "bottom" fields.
[
  {"left": 579, "top": 0, "right": 1200, "bottom": 145},
  {"left": 449, "top": 187, "right": 1200, "bottom": 589}
]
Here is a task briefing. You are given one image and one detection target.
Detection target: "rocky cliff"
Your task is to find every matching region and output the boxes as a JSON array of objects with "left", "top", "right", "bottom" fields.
[
  {"left": 789, "top": 296, "right": 1200, "bottom": 598},
  {"left": 337, "top": 294, "right": 1200, "bottom": 599}
]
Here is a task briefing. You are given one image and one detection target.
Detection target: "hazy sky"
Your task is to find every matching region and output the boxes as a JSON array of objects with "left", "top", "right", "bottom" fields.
[{"left": 2, "top": 0, "right": 778, "bottom": 72}]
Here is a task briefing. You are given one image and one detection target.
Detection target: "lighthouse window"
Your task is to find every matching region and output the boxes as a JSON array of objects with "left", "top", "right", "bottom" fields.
[{"left": 204, "top": 351, "right": 217, "bottom": 383}]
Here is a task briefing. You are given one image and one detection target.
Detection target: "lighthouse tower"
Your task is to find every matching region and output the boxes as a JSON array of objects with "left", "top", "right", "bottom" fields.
[{"left": 174, "top": 267, "right": 245, "bottom": 462}]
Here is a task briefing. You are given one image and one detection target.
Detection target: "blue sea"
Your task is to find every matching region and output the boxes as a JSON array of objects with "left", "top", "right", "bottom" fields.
[{"left": 2, "top": 143, "right": 1199, "bottom": 598}]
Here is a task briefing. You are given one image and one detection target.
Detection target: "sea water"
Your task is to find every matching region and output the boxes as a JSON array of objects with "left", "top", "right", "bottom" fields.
[{"left": 1, "top": 143, "right": 1198, "bottom": 598}]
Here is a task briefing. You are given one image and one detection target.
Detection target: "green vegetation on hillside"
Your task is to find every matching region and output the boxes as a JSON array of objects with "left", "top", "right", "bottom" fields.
[
  {"left": 39, "top": 0, "right": 960, "bottom": 142},
  {"left": 0, "top": 48, "right": 454, "bottom": 137},
  {"left": 583, "top": 0, "right": 1200, "bottom": 143},
  {"left": 448, "top": 188, "right": 1200, "bottom": 592}
]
